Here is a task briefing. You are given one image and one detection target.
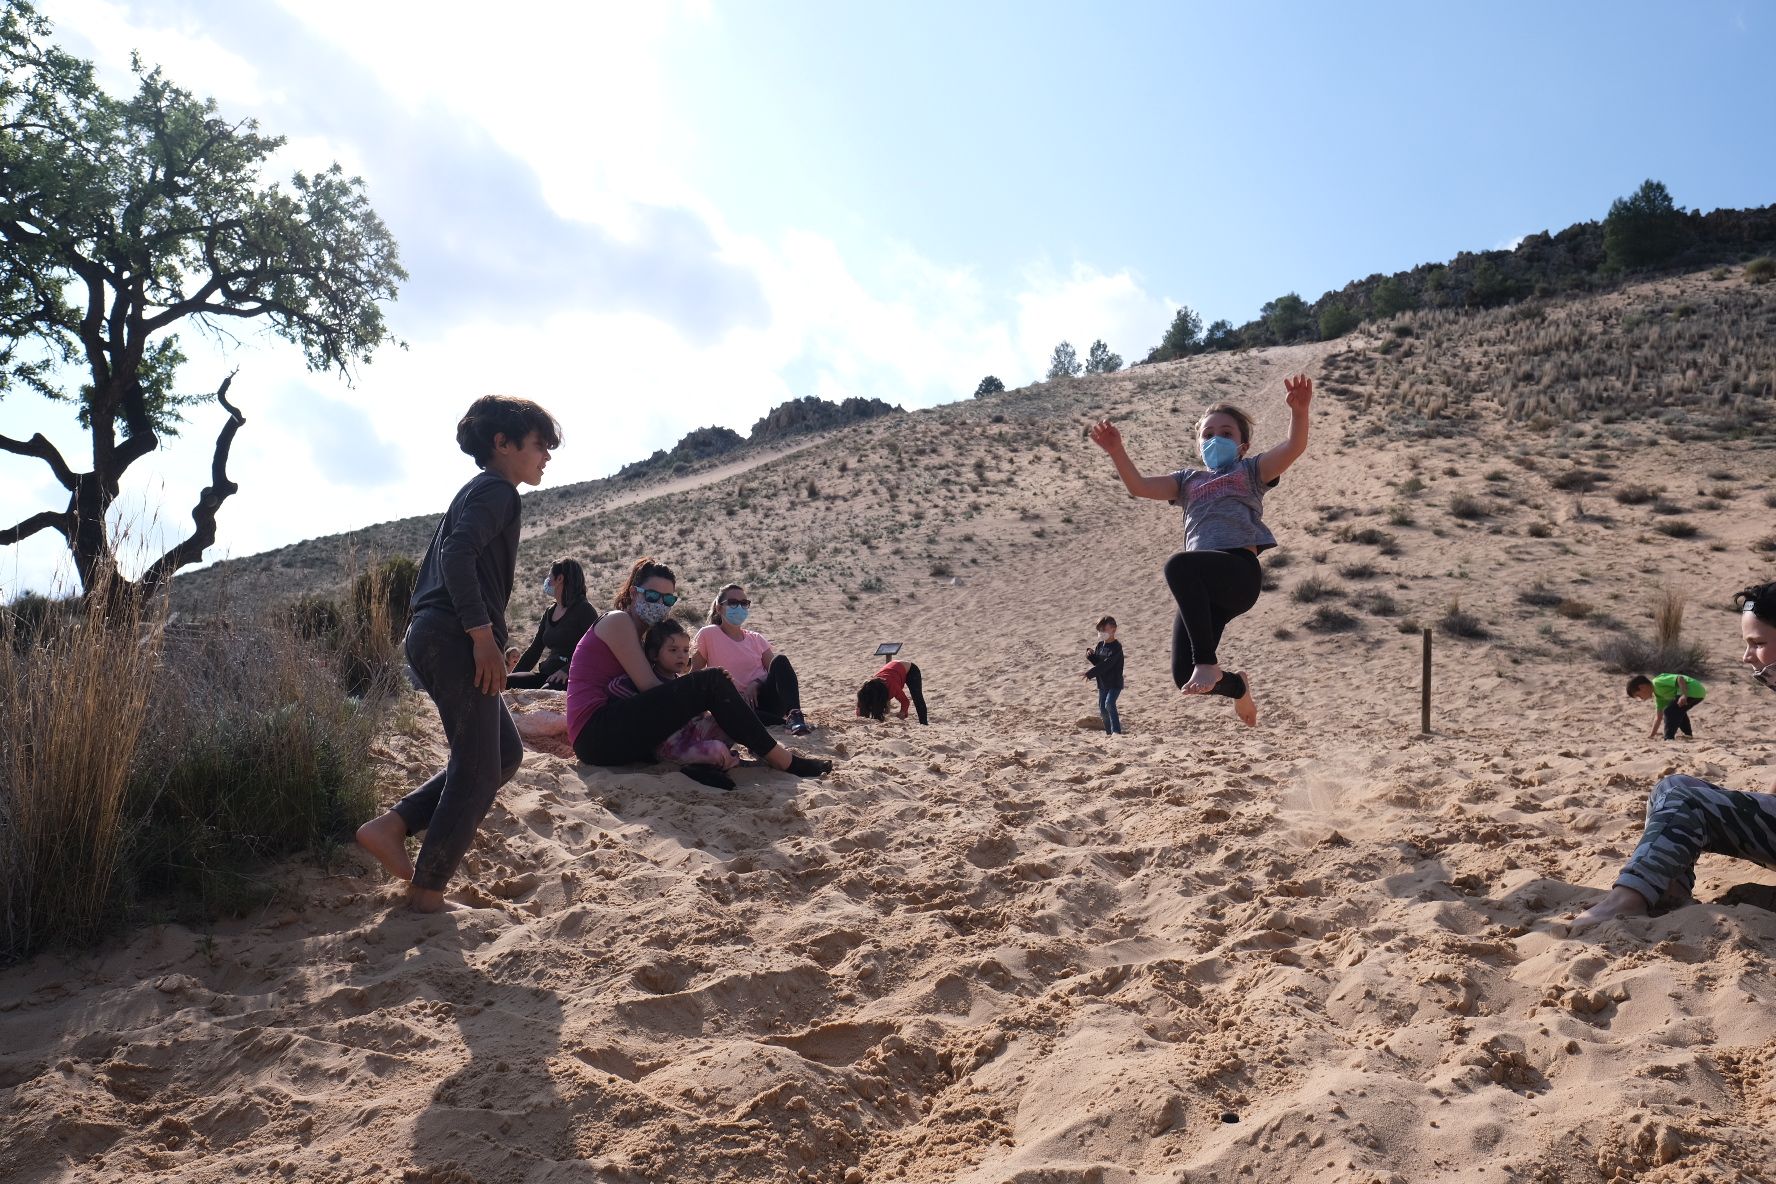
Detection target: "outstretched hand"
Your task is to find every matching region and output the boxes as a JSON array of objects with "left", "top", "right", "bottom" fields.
[
  {"left": 1284, "top": 373, "right": 1314, "bottom": 412},
  {"left": 1089, "top": 420, "right": 1124, "bottom": 453}
]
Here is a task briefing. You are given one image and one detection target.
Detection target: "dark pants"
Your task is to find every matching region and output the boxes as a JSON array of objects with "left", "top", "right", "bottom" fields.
[
  {"left": 1617, "top": 775, "right": 1776, "bottom": 905},
  {"left": 752, "top": 654, "right": 803, "bottom": 725},
  {"left": 575, "top": 668, "right": 782, "bottom": 766},
  {"left": 1165, "top": 548, "right": 1262, "bottom": 699},
  {"left": 505, "top": 655, "right": 566, "bottom": 690},
  {"left": 1663, "top": 700, "right": 1697, "bottom": 739},
  {"left": 1098, "top": 685, "right": 1123, "bottom": 734},
  {"left": 905, "top": 663, "right": 929, "bottom": 725},
  {"left": 394, "top": 611, "right": 525, "bottom": 892}
]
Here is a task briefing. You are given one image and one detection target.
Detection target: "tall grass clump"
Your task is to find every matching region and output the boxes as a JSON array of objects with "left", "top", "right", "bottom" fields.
[
  {"left": 2, "top": 584, "right": 164, "bottom": 958},
  {"left": 1593, "top": 589, "right": 1710, "bottom": 676},
  {"left": 128, "top": 616, "right": 383, "bottom": 916}
]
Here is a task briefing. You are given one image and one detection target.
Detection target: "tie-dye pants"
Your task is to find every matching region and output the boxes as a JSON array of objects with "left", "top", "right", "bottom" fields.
[{"left": 1616, "top": 774, "right": 1776, "bottom": 906}]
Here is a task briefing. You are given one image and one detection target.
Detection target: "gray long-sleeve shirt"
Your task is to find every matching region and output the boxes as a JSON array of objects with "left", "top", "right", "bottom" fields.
[{"left": 409, "top": 470, "right": 522, "bottom": 648}]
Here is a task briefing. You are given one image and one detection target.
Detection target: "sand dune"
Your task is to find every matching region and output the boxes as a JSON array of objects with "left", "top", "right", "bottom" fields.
[{"left": 5, "top": 274, "right": 1776, "bottom": 1183}]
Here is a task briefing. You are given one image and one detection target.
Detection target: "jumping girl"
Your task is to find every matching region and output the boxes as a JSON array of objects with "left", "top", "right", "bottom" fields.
[{"left": 1089, "top": 373, "right": 1313, "bottom": 727}]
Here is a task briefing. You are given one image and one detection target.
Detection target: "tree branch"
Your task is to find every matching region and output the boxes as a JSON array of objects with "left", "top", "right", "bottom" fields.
[
  {"left": 0, "top": 508, "right": 75, "bottom": 547},
  {"left": 0, "top": 431, "right": 79, "bottom": 490},
  {"left": 136, "top": 370, "right": 244, "bottom": 594}
]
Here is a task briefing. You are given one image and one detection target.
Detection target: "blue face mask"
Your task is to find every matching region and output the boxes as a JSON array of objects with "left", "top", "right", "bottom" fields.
[
  {"left": 1200, "top": 435, "right": 1241, "bottom": 470},
  {"left": 724, "top": 604, "right": 749, "bottom": 627},
  {"left": 542, "top": 575, "right": 556, "bottom": 597}
]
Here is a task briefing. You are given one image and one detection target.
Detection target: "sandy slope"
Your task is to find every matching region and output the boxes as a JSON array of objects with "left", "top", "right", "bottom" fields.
[{"left": 6, "top": 277, "right": 1776, "bottom": 1184}]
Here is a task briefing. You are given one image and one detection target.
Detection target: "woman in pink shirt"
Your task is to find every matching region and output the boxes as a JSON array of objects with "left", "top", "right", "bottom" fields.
[{"left": 692, "top": 583, "right": 811, "bottom": 736}]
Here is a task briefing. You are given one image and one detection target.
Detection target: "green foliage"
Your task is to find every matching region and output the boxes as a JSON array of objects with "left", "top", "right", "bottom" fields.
[
  {"left": 0, "top": 3, "right": 405, "bottom": 596},
  {"left": 1153, "top": 306, "right": 1202, "bottom": 360},
  {"left": 1465, "top": 259, "right": 1520, "bottom": 308},
  {"left": 1203, "top": 319, "right": 1235, "bottom": 350},
  {"left": 1318, "top": 302, "right": 1360, "bottom": 340},
  {"left": 1604, "top": 179, "right": 1686, "bottom": 271},
  {"left": 1261, "top": 293, "right": 1310, "bottom": 344},
  {"left": 1084, "top": 339, "right": 1122, "bottom": 374},
  {"left": 1747, "top": 257, "right": 1775, "bottom": 284},
  {"left": 1371, "top": 277, "right": 1419, "bottom": 318},
  {"left": 1046, "top": 341, "right": 1082, "bottom": 380},
  {"left": 973, "top": 375, "right": 1006, "bottom": 397}
]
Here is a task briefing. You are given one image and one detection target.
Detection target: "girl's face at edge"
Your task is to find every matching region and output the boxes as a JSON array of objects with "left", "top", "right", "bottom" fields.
[
  {"left": 657, "top": 634, "right": 691, "bottom": 675},
  {"left": 1744, "top": 611, "right": 1776, "bottom": 674},
  {"left": 1199, "top": 412, "right": 1246, "bottom": 455}
]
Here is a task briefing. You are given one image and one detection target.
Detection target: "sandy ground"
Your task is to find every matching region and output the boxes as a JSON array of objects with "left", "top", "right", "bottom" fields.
[{"left": 6, "top": 277, "right": 1776, "bottom": 1184}]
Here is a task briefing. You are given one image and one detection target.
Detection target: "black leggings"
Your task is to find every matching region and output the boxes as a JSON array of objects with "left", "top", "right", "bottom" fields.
[
  {"left": 574, "top": 668, "right": 781, "bottom": 766},
  {"left": 1165, "top": 548, "right": 1262, "bottom": 699},
  {"left": 505, "top": 655, "right": 566, "bottom": 690},
  {"left": 753, "top": 654, "right": 802, "bottom": 724},
  {"left": 904, "top": 662, "right": 929, "bottom": 725}
]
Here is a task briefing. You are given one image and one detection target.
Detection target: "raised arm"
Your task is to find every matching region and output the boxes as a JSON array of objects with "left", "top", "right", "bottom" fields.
[
  {"left": 1256, "top": 374, "right": 1314, "bottom": 485},
  {"left": 1090, "top": 421, "right": 1179, "bottom": 502}
]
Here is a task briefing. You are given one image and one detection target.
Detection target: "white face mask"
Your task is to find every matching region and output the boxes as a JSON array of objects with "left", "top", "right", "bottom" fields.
[{"left": 1097, "top": 631, "right": 1111, "bottom": 642}]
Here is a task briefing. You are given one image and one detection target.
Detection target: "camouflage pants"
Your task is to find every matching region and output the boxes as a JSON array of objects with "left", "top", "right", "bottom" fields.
[{"left": 1616, "top": 775, "right": 1776, "bottom": 906}]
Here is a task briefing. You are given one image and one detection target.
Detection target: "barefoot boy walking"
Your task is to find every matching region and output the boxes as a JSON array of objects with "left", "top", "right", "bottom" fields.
[{"left": 356, "top": 396, "right": 561, "bottom": 912}]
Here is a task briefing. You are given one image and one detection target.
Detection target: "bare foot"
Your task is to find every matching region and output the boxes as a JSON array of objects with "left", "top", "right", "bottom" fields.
[
  {"left": 1568, "top": 885, "right": 1651, "bottom": 931},
  {"left": 356, "top": 812, "right": 414, "bottom": 882},
  {"left": 1232, "top": 674, "right": 1258, "bottom": 727},
  {"left": 1181, "top": 664, "right": 1221, "bottom": 696},
  {"left": 405, "top": 885, "right": 460, "bottom": 913}
]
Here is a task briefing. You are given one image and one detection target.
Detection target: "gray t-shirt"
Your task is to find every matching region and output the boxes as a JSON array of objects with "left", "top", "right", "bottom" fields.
[{"left": 1168, "top": 457, "right": 1277, "bottom": 553}]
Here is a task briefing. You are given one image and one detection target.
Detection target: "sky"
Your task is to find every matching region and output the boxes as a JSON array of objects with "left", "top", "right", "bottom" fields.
[{"left": 3, "top": 0, "right": 1772, "bottom": 596}]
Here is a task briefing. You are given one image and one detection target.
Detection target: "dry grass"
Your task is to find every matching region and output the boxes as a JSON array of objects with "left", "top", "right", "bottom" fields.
[
  {"left": 1593, "top": 589, "right": 1710, "bottom": 676},
  {"left": 1, "top": 582, "right": 164, "bottom": 956}
]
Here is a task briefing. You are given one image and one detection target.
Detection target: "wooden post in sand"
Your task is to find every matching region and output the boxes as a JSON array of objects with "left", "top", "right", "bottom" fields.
[{"left": 1421, "top": 627, "right": 1432, "bottom": 735}]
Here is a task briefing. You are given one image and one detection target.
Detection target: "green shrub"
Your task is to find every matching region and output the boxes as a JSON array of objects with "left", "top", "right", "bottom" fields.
[
  {"left": 1318, "top": 302, "right": 1360, "bottom": 340},
  {"left": 127, "top": 620, "right": 381, "bottom": 917},
  {"left": 1746, "top": 257, "right": 1775, "bottom": 284}
]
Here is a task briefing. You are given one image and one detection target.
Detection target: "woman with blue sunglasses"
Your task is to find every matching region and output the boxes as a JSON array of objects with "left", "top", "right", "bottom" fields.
[{"left": 565, "top": 557, "right": 832, "bottom": 779}]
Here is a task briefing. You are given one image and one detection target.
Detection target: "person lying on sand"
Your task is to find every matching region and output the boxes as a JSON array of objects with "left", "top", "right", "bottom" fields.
[
  {"left": 1088, "top": 374, "right": 1314, "bottom": 728},
  {"left": 1570, "top": 579, "right": 1776, "bottom": 930},
  {"left": 564, "top": 558, "right": 831, "bottom": 778},
  {"left": 355, "top": 395, "right": 560, "bottom": 913}
]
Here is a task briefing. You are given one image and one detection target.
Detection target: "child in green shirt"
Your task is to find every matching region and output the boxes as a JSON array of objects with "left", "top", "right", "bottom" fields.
[{"left": 1626, "top": 672, "right": 1706, "bottom": 740}]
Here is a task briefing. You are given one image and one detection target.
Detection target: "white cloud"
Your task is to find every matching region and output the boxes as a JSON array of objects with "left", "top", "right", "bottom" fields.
[{"left": 5, "top": 2, "right": 1175, "bottom": 598}]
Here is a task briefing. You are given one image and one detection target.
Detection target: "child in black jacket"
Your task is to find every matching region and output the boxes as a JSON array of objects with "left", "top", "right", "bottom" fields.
[{"left": 1083, "top": 615, "right": 1125, "bottom": 735}]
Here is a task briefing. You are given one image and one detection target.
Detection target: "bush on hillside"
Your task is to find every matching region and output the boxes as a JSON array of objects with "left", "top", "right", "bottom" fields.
[
  {"left": 1046, "top": 341, "right": 1082, "bottom": 380},
  {"left": 1262, "top": 293, "right": 1311, "bottom": 344},
  {"left": 973, "top": 375, "right": 1006, "bottom": 397},
  {"left": 1319, "top": 302, "right": 1360, "bottom": 340},
  {"left": 1085, "top": 340, "right": 1123, "bottom": 374}
]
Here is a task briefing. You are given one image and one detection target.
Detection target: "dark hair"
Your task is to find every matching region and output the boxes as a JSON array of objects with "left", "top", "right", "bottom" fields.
[
  {"left": 614, "top": 557, "right": 677, "bottom": 610},
  {"left": 857, "top": 678, "right": 890, "bottom": 721},
  {"left": 456, "top": 395, "right": 562, "bottom": 466},
  {"left": 1626, "top": 675, "right": 1653, "bottom": 696},
  {"left": 1096, "top": 615, "right": 1117, "bottom": 630},
  {"left": 709, "top": 583, "right": 746, "bottom": 625},
  {"left": 550, "top": 559, "right": 588, "bottom": 607},
  {"left": 642, "top": 617, "right": 688, "bottom": 664},
  {"left": 1198, "top": 402, "right": 1255, "bottom": 445},
  {"left": 1735, "top": 580, "right": 1776, "bottom": 629}
]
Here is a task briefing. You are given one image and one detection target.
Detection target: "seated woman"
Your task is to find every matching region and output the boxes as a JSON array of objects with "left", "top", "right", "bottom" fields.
[
  {"left": 609, "top": 618, "right": 741, "bottom": 789},
  {"left": 507, "top": 559, "right": 596, "bottom": 689},
  {"left": 1571, "top": 578, "right": 1776, "bottom": 930},
  {"left": 857, "top": 658, "right": 928, "bottom": 725},
  {"left": 692, "top": 582, "right": 811, "bottom": 735},
  {"left": 566, "top": 558, "right": 831, "bottom": 778}
]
